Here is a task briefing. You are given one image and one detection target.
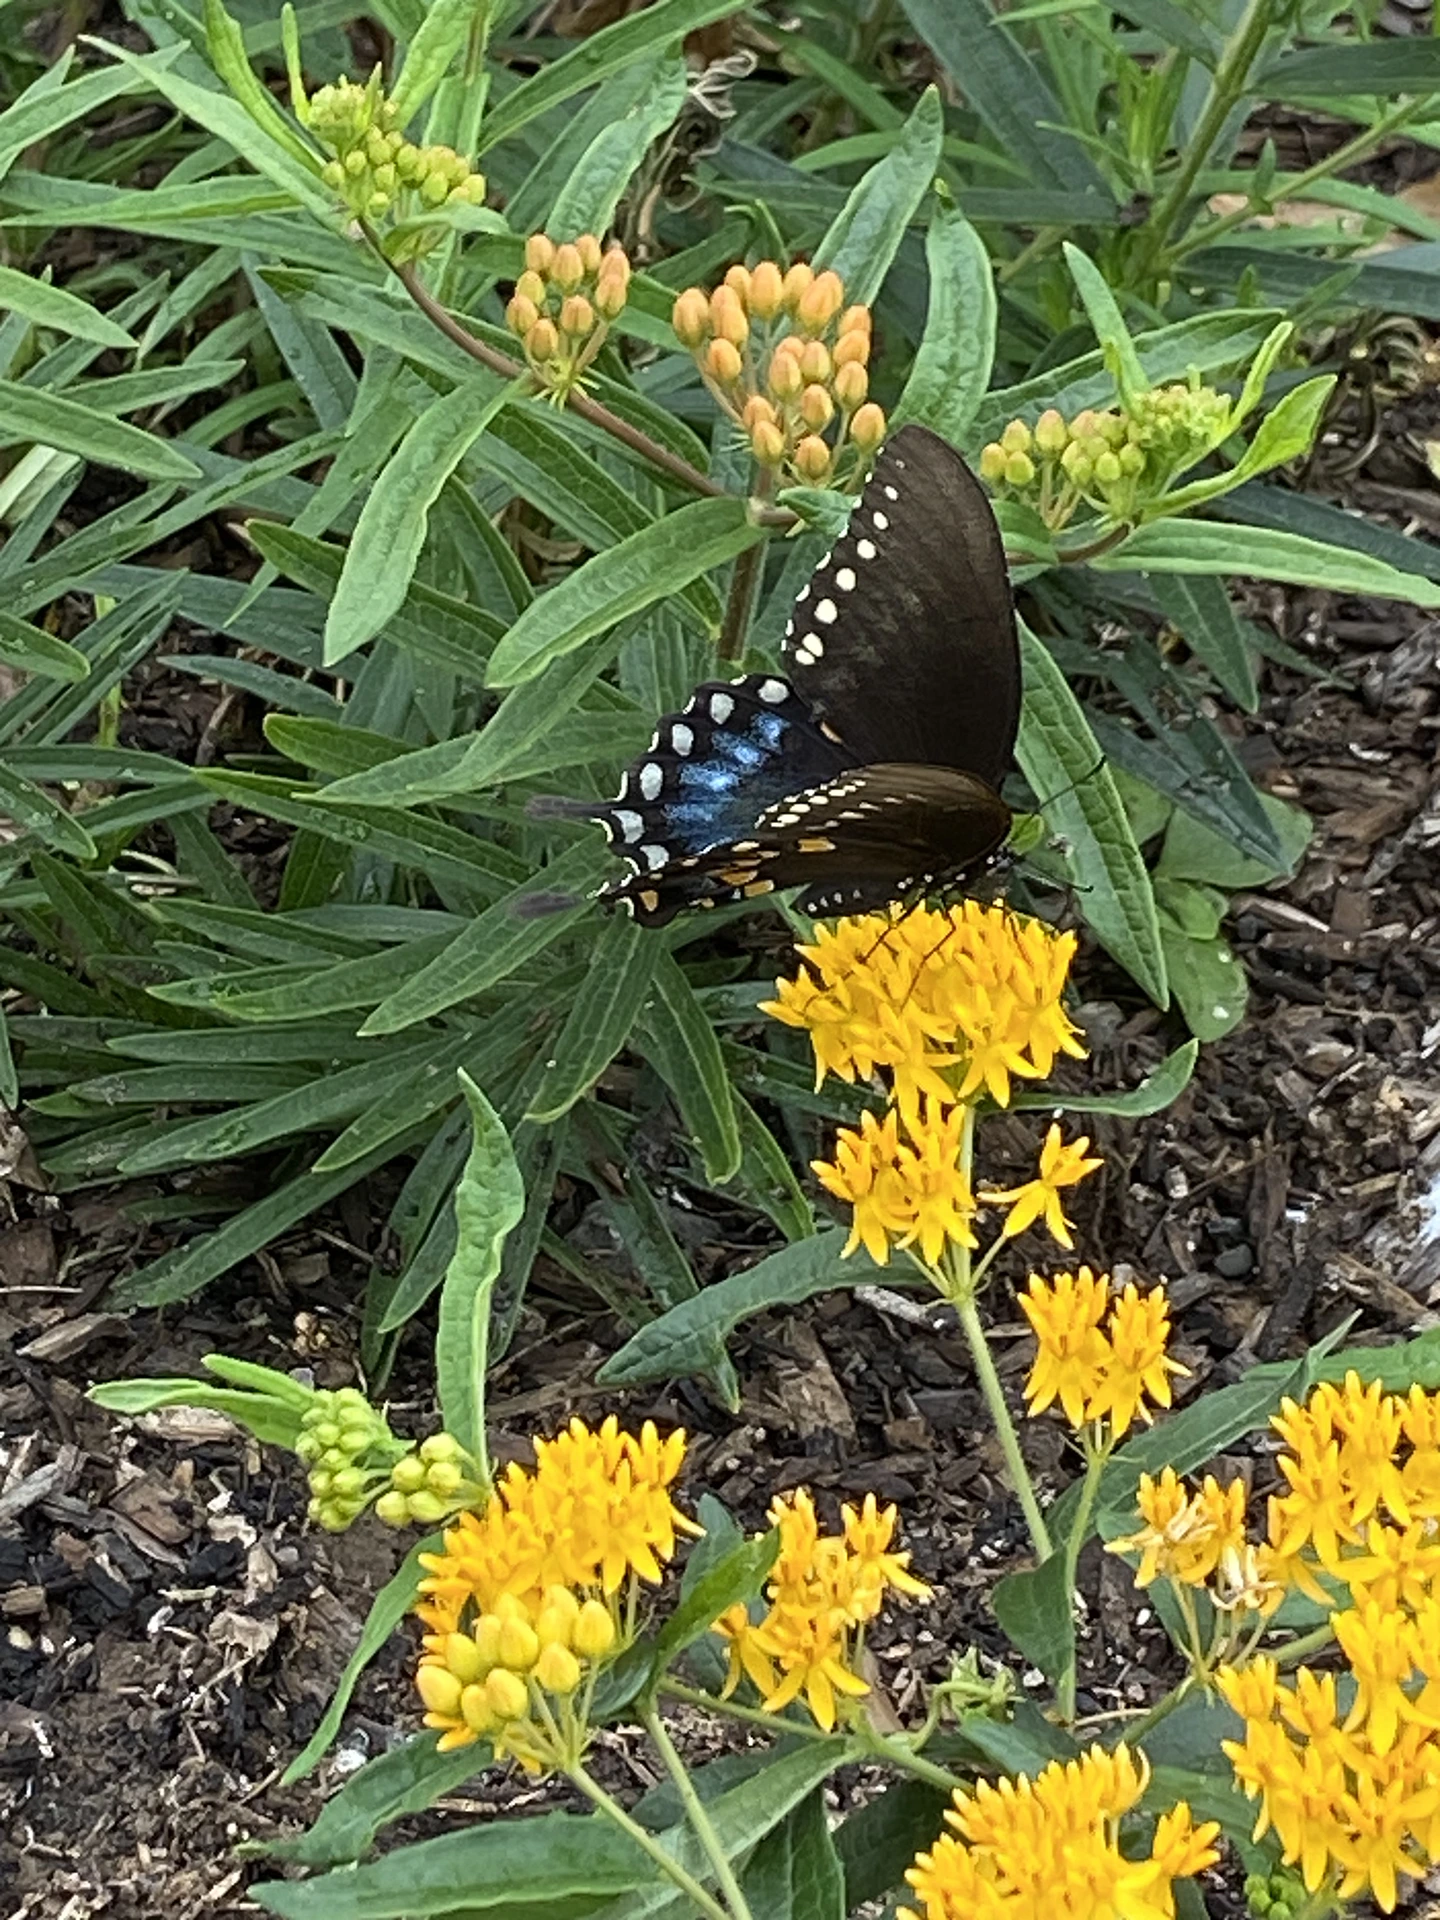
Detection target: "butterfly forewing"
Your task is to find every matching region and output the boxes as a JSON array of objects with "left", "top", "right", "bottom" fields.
[{"left": 781, "top": 425, "right": 1020, "bottom": 786}]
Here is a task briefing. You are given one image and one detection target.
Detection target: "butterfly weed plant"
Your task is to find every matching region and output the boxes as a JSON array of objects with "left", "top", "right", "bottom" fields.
[{"left": 8, "top": 2, "right": 1440, "bottom": 1905}]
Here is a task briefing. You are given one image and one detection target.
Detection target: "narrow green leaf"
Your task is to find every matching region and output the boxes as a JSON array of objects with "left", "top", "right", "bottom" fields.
[
  {"left": 486, "top": 497, "right": 759, "bottom": 688},
  {"left": 812, "top": 85, "right": 943, "bottom": 308},
  {"left": 324, "top": 376, "right": 517, "bottom": 663},
  {"left": 1010, "top": 1039, "right": 1197, "bottom": 1118},
  {"left": 476, "top": 0, "right": 751, "bottom": 153},
  {"left": 1063, "top": 242, "right": 1146, "bottom": 407},
  {"left": 389, "top": 0, "right": 484, "bottom": 124},
  {"left": 0, "top": 63, "right": 161, "bottom": 178},
  {"left": 0, "top": 267, "right": 135, "bottom": 348},
  {"left": 265, "top": 1735, "right": 487, "bottom": 1869},
  {"left": 1150, "top": 574, "right": 1258, "bottom": 711},
  {"left": 741, "top": 1792, "right": 846, "bottom": 1920},
  {"left": 281, "top": 1536, "right": 441, "bottom": 1785},
  {"left": 652, "top": 1533, "right": 778, "bottom": 1670},
  {"left": 525, "top": 918, "right": 657, "bottom": 1123},
  {"left": 0, "top": 612, "right": 89, "bottom": 682},
  {"left": 599, "top": 1230, "right": 871, "bottom": 1386},
  {"left": 0, "top": 765, "right": 96, "bottom": 860},
  {"left": 437, "top": 1073, "right": 525, "bottom": 1465},
  {"left": 992, "top": 1549, "right": 1074, "bottom": 1684},
  {"left": 86, "top": 1379, "right": 304, "bottom": 1447},
  {"left": 1095, "top": 520, "right": 1440, "bottom": 607},
  {"left": 1016, "top": 627, "right": 1168, "bottom": 1007},
  {"left": 547, "top": 52, "right": 687, "bottom": 240},
  {"left": 201, "top": 0, "right": 319, "bottom": 173},
  {"left": 1260, "top": 38, "right": 1440, "bottom": 98},
  {"left": 0, "top": 379, "right": 200, "bottom": 481},
  {"left": 641, "top": 950, "right": 741, "bottom": 1183},
  {"left": 894, "top": 208, "right": 995, "bottom": 443},
  {"left": 900, "top": 0, "right": 1112, "bottom": 196}
]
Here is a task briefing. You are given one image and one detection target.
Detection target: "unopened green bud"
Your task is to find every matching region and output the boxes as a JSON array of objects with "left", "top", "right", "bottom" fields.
[
  {"left": 1118, "top": 443, "right": 1145, "bottom": 476},
  {"left": 1000, "top": 418, "right": 1031, "bottom": 455},
  {"left": 1060, "top": 442, "right": 1092, "bottom": 486},
  {"left": 391, "top": 1454, "right": 427, "bottom": 1493},
  {"left": 420, "top": 1432, "right": 462, "bottom": 1464},
  {"left": 425, "top": 1461, "right": 464, "bottom": 1497},
  {"left": 1093, "top": 450, "right": 1121, "bottom": 484},
  {"left": 1034, "top": 408, "right": 1067, "bottom": 453},
  {"left": 372, "top": 163, "right": 395, "bottom": 195},
  {"left": 420, "top": 171, "right": 449, "bottom": 208},
  {"left": 344, "top": 148, "right": 367, "bottom": 179},
  {"left": 321, "top": 159, "right": 346, "bottom": 191},
  {"left": 449, "top": 174, "right": 486, "bottom": 206},
  {"left": 374, "top": 1490, "right": 411, "bottom": 1527},
  {"left": 979, "top": 442, "right": 1008, "bottom": 483},
  {"left": 330, "top": 1466, "right": 368, "bottom": 1498},
  {"left": 407, "top": 1490, "right": 450, "bottom": 1523},
  {"left": 1004, "top": 450, "right": 1035, "bottom": 487}
]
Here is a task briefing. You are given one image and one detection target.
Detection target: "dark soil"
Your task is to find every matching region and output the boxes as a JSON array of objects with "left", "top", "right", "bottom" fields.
[{"left": 4, "top": 334, "right": 1440, "bottom": 1920}]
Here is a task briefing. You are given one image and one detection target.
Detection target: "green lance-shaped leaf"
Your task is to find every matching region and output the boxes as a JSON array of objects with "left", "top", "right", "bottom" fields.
[
  {"left": 0, "top": 378, "right": 200, "bottom": 482},
  {"left": 1092, "top": 519, "right": 1440, "bottom": 606},
  {"left": 0, "top": 611, "right": 88, "bottom": 681},
  {"left": 546, "top": 51, "right": 688, "bottom": 241},
  {"left": 992, "top": 1548, "right": 1075, "bottom": 1688},
  {"left": 485, "top": 496, "right": 761, "bottom": 688},
  {"left": 265, "top": 1735, "right": 490, "bottom": 1870},
  {"left": 894, "top": 207, "right": 996, "bottom": 444},
  {"left": 202, "top": 0, "right": 320, "bottom": 174},
  {"left": 525, "top": 916, "right": 658, "bottom": 1124},
  {"left": 1063, "top": 242, "right": 1147, "bottom": 410},
  {"left": 1010, "top": 1039, "right": 1197, "bottom": 1119},
  {"left": 640, "top": 949, "right": 741, "bottom": 1184},
  {"left": 325, "top": 376, "right": 518, "bottom": 664},
  {"left": 1016, "top": 625, "right": 1168, "bottom": 1008},
  {"left": 0, "top": 764, "right": 97, "bottom": 861},
  {"left": 0, "top": 266, "right": 135, "bottom": 348},
  {"left": 388, "top": 0, "right": 487, "bottom": 127},
  {"left": 436, "top": 1072, "right": 525, "bottom": 1471},
  {"left": 812, "top": 84, "right": 943, "bottom": 309}
]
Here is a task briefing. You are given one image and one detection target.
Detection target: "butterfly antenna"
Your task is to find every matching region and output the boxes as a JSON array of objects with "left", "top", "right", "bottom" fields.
[{"left": 1029, "top": 752, "right": 1108, "bottom": 815}]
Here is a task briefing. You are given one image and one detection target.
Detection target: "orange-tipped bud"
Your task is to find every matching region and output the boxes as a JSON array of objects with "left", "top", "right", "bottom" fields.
[
  {"left": 506, "top": 293, "right": 539, "bottom": 338},
  {"left": 1035, "top": 407, "right": 1068, "bottom": 453},
  {"left": 799, "top": 382, "right": 833, "bottom": 431},
  {"left": 672, "top": 287, "right": 710, "bottom": 348},
  {"left": 797, "top": 268, "right": 844, "bottom": 334},
  {"left": 798, "top": 339, "right": 831, "bottom": 385},
  {"left": 833, "top": 361, "right": 867, "bottom": 411},
  {"left": 767, "top": 349, "right": 802, "bottom": 400},
  {"left": 705, "top": 337, "right": 743, "bottom": 385},
  {"left": 781, "top": 261, "right": 814, "bottom": 312},
  {"left": 748, "top": 260, "right": 783, "bottom": 319},
  {"left": 751, "top": 420, "right": 786, "bottom": 466},
  {"left": 524, "top": 233, "right": 555, "bottom": 275},
  {"left": 850, "top": 402, "right": 886, "bottom": 450},
  {"left": 514, "top": 269, "right": 547, "bottom": 309},
  {"left": 526, "top": 317, "right": 559, "bottom": 363},
  {"left": 742, "top": 393, "right": 777, "bottom": 430},
  {"left": 575, "top": 232, "right": 602, "bottom": 275},
  {"left": 594, "top": 261, "right": 628, "bottom": 319},
  {"left": 559, "top": 293, "right": 594, "bottom": 337},
  {"left": 709, "top": 285, "right": 749, "bottom": 347},
  {"left": 839, "top": 304, "right": 872, "bottom": 337},
  {"left": 724, "top": 262, "right": 751, "bottom": 304},
  {"left": 551, "top": 242, "right": 584, "bottom": 291},
  {"left": 794, "top": 433, "right": 832, "bottom": 481},
  {"left": 833, "top": 328, "right": 870, "bottom": 369}
]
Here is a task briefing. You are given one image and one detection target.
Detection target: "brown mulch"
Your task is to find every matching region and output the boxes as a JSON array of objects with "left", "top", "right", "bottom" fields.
[{"left": 4, "top": 399, "right": 1440, "bottom": 1920}]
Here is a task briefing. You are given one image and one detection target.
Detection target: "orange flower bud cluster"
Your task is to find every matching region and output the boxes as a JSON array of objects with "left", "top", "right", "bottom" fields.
[
  {"left": 308, "top": 77, "right": 485, "bottom": 260},
  {"left": 670, "top": 259, "right": 887, "bottom": 488},
  {"left": 506, "top": 231, "right": 631, "bottom": 402}
]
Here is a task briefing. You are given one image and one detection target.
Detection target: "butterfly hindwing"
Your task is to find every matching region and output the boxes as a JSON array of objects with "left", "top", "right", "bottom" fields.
[{"left": 781, "top": 425, "right": 1020, "bottom": 786}]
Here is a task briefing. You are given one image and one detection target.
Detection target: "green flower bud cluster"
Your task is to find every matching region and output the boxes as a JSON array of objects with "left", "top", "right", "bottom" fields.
[
  {"left": 294, "top": 1386, "right": 402, "bottom": 1532},
  {"left": 979, "top": 381, "right": 1230, "bottom": 529},
  {"left": 375, "top": 1430, "right": 487, "bottom": 1528},
  {"left": 306, "top": 73, "right": 486, "bottom": 233},
  {"left": 1242, "top": 1868, "right": 1307, "bottom": 1919}
]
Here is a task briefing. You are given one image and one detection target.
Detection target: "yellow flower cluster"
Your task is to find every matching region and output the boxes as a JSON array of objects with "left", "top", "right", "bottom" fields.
[
  {"left": 1107, "top": 1463, "right": 1284, "bottom": 1618},
  {"left": 414, "top": 1417, "right": 699, "bottom": 1764},
  {"left": 900, "top": 1743, "right": 1219, "bottom": 1920},
  {"left": 304, "top": 76, "right": 485, "bottom": 240},
  {"left": 766, "top": 904, "right": 1092, "bottom": 1271},
  {"left": 671, "top": 260, "right": 885, "bottom": 488},
  {"left": 1019, "top": 1267, "right": 1187, "bottom": 1439},
  {"left": 1220, "top": 1654, "right": 1440, "bottom": 1913},
  {"left": 764, "top": 903, "right": 1085, "bottom": 1117},
  {"left": 978, "top": 384, "right": 1230, "bottom": 529},
  {"left": 713, "top": 1489, "right": 929, "bottom": 1731},
  {"left": 506, "top": 232, "right": 631, "bottom": 402}
]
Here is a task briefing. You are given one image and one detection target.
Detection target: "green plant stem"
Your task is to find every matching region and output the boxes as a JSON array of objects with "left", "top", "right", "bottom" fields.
[
  {"left": 852, "top": 1722, "right": 968, "bottom": 1793},
  {"left": 641, "top": 1704, "right": 755, "bottom": 1920},
  {"left": 1131, "top": 0, "right": 1278, "bottom": 284},
  {"left": 1056, "top": 1437, "right": 1109, "bottom": 1722},
  {"left": 1163, "top": 94, "right": 1440, "bottom": 270},
  {"left": 955, "top": 1300, "right": 1051, "bottom": 1562},
  {"left": 1276, "top": 1620, "right": 1338, "bottom": 1666},
  {"left": 567, "top": 1760, "right": 735, "bottom": 1920},
  {"left": 717, "top": 465, "right": 773, "bottom": 662},
  {"left": 390, "top": 255, "right": 727, "bottom": 500},
  {"left": 660, "top": 1680, "right": 838, "bottom": 1742}
]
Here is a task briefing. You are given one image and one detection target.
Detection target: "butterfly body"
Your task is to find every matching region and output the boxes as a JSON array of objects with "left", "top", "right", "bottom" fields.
[{"left": 547, "top": 425, "right": 1020, "bottom": 927}]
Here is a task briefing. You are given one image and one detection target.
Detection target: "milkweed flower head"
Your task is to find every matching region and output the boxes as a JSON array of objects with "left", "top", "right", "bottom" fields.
[
  {"left": 763, "top": 902, "right": 1086, "bottom": 1119},
  {"left": 813, "top": 1099, "right": 978, "bottom": 1266},
  {"left": 899, "top": 1742, "right": 1219, "bottom": 1920},
  {"left": 712, "top": 1488, "right": 929, "bottom": 1732},
  {"left": 1019, "top": 1268, "right": 1187, "bottom": 1439},
  {"left": 980, "top": 1121, "right": 1102, "bottom": 1250},
  {"left": 413, "top": 1417, "right": 700, "bottom": 1767}
]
